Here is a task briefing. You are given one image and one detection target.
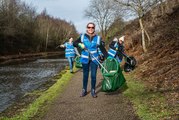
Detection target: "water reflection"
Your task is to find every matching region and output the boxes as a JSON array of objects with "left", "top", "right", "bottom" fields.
[{"left": 0, "top": 59, "right": 68, "bottom": 112}]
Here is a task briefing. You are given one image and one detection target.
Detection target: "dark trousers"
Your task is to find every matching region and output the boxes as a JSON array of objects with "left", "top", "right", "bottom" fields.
[{"left": 82, "top": 61, "right": 98, "bottom": 91}]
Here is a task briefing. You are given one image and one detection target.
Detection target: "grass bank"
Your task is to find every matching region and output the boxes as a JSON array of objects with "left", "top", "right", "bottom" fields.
[
  {"left": 123, "top": 72, "right": 171, "bottom": 120},
  {"left": 0, "top": 68, "right": 77, "bottom": 120}
]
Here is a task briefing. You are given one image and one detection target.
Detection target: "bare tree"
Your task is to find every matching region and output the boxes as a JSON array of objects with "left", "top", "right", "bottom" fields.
[
  {"left": 0, "top": 0, "right": 78, "bottom": 54},
  {"left": 152, "top": 0, "right": 166, "bottom": 15},
  {"left": 113, "top": 0, "right": 159, "bottom": 52},
  {"left": 36, "top": 10, "right": 78, "bottom": 51},
  {"left": 107, "top": 16, "right": 125, "bottom": 38},
  {"left": 84, "top": 0, "right": 123, "bottom": 40}
]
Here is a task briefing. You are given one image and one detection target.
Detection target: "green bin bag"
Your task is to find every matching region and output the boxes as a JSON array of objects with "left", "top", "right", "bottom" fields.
[
  {"left": 101, "top": 57, "right": 126, "bottom": 92},
  {"left": 75, "top": 56, "right": 82, "bottom": 68}
]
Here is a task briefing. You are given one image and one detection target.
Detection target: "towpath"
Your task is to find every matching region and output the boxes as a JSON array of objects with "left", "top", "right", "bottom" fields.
[{"left": 42, "top": 69, "right": 140, "bottom": 120}]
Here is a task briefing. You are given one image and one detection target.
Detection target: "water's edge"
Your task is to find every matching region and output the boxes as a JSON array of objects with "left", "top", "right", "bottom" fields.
[{"left": 0, "top": 58, "right": 68, "bottom": 115}]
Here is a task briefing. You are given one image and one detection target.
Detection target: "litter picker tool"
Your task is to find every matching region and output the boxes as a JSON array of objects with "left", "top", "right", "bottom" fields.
[
  {"left": 55, "top": 44, "right": 61, "bottom": 49},
  {"left": 118, "top": 50, "right": 136, "bottom": 67},
  {"left": 85, "top": 49, "right": 108, "bottom": 73},
  {"left": 85, "top": 49, "right": 112, "bottom": 89}
]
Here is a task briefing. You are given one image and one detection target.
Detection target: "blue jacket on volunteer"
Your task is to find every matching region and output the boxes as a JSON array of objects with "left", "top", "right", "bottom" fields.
[
  {"left": 108, "top": 36, "right": 125, "bottom": 63},
  {"left": 60, "top": 37, "right": 75, "bottom": 73}
]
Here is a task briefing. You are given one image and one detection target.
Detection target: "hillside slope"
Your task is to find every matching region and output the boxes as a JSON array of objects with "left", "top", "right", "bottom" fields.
[{"left": 123, "top": 0, "right": 179, "bottom": 118}]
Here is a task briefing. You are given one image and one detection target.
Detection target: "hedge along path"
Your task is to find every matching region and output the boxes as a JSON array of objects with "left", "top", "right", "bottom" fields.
[{"left": 42, "top": 68, "right": 139, "bottom": 120}]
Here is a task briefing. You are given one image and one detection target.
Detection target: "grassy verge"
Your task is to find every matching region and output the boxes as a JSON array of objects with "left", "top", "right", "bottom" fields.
[
  {"left": 0, "top": 68, "right": 77, "bottom": 120},
  {"left": 123, "top": 72, "right": 171, "bottom": 120}
]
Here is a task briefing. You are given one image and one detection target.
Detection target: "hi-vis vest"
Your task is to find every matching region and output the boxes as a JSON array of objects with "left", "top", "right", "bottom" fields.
[
  {"left": 64, "top": 42, "right": 75, "bottom": 58},
  {"left": 108, "top": 42, "right": 123, "bottom": 63},
  {"left": 80, "top": 34, "right": 101, "bottom": 65},
  {"left": 98, "top": 48, "right": 103, "bottom": 56},
  {"left": 108, "top": 42, "right": 118, "bottom": 58}
]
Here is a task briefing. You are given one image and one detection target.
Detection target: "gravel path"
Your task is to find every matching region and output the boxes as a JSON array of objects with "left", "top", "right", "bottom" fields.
[{"left": 42, "top": 68, "right": 140, "bottom": 120}]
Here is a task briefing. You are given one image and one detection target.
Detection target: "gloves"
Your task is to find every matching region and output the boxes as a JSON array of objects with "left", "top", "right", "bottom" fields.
[
  {"left": 60, "top": 45, "right": 64, "bottom": 48},
  {"left": 78, "top": 43, "right": 85, "bottom": 49},
  {"left": 99, "top": 55, "right": 104, "bottom": 62},
  {"left": 116, "top": 46, "right": 124, "bottom": 53}
]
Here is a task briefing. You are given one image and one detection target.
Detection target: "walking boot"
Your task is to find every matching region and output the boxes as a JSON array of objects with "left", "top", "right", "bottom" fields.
[
  {"left": 91, "top": 89, "right": 97, "bottom": 98},
  {"left": 70, "top": 69, "right": 73, "bottom": 73},
  {"left": 80, "top": 89, "right": 87, "bottom": 97}
]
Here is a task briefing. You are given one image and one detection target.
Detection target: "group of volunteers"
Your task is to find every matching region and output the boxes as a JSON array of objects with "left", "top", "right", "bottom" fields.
[{"left": 60, "top": 22, "right": 125, "bottom": 98}]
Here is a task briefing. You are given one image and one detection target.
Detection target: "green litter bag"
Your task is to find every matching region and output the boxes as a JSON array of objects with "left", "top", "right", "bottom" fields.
[
  {"left": 101, "top": 57, "right": 126, "bottom": 92},
  {"left": 75, "top": 56, "right": 82, "bottom": 68}
]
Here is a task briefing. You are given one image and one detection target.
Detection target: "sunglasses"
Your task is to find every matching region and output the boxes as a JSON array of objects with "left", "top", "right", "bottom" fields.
[{"left": 87, "top": 26, "right": 95, "bottom": 29}]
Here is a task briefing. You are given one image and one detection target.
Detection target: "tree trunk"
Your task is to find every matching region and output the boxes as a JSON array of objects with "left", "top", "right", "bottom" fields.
[
  {"left": 45, "top": 27, "right": 49, "bottom": 51},
  {"left": 160, "top": 2, "right": 164, "bottom": 15},
  {"left": 139, "top": 18, "right": 147, "bottom": 52},
  {"left": 144, "top": 29, "right": 151, "bottom": 45}
]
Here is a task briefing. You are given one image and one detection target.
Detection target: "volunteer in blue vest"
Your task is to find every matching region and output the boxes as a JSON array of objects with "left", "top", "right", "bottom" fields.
[
  {"left": 108, "top": 36, "right": 125, "bottom": 63},
  {"left": 73, "top": 22, "right": 107, "bottom": 98},
  {"left": 60, "top": 37, "right": 75, "bottom": 73}
]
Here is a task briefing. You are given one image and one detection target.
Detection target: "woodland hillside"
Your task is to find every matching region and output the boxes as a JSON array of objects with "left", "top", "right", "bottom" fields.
[{"left": 122, "top": 0, "right": 178, "bottom": 118}]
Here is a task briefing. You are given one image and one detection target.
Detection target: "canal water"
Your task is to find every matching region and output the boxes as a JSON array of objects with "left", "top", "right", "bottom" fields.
[{"left": 0, "top": 58, "right": 68, "bottom": 112}]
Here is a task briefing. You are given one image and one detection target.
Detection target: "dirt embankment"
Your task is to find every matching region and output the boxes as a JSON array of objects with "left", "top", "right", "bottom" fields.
[{"left": 123, "top": 0, "right": 179, "bottom": 118}]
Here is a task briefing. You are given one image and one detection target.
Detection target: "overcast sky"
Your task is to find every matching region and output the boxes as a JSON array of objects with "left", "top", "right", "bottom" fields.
[{"left": 21, "top": 0, "right": 92, "bottom": 33}]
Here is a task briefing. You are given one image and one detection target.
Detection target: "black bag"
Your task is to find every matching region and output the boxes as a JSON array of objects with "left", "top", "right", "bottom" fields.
[{"left": 124, "top": 56, "right": 137, "bottom": 72}]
